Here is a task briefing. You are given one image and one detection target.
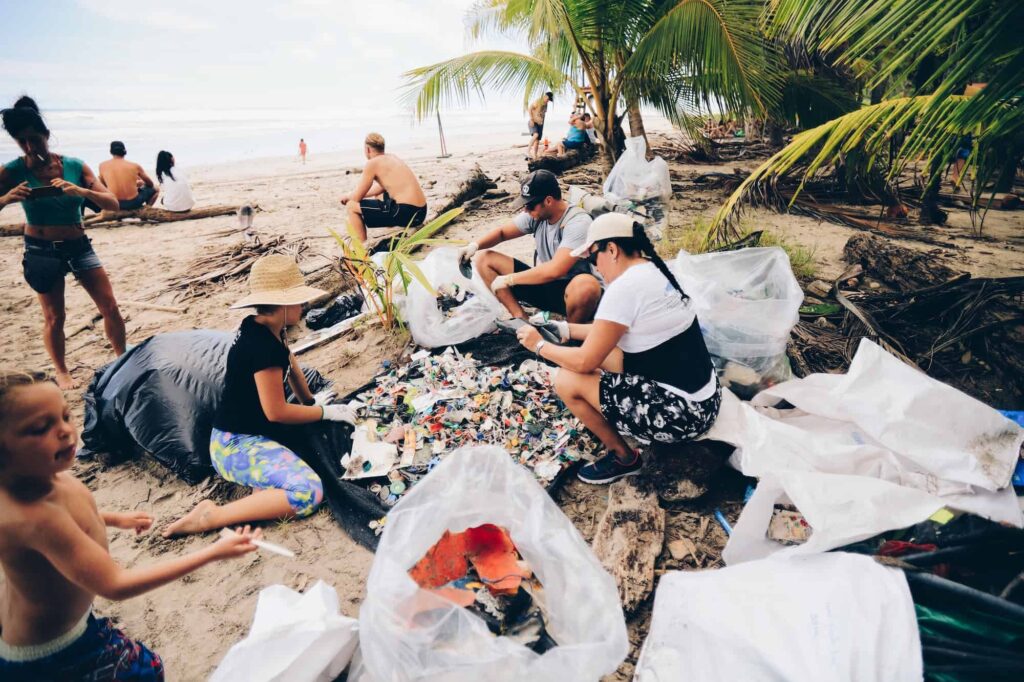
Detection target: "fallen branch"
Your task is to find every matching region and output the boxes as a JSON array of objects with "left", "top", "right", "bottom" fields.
[
  {"left": 527, "top": 144, "right": 597, "bottom": 173},
  {"left": 120, "top": 300, "right": 187, "bottom": 314}
]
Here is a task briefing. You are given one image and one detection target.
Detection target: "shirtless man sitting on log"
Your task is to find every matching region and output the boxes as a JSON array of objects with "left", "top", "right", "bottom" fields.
[{"left": 340, "top": 133, "right": 428, "bottom": 242}]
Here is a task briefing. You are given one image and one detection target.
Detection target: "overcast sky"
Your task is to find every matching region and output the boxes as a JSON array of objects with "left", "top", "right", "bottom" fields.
[{"left": 0, "top": 0, "right": 527, "bottom": 112}]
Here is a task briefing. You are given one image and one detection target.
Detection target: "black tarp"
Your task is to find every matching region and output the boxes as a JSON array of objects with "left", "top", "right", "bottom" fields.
[{"left": 80, "top": 330, "right": 330, "bottom": 484}]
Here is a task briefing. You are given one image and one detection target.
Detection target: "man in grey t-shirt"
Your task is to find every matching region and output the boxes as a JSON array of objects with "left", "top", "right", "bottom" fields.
[{"left": 457, "top": 170, "right": 602, "bottom": 322}]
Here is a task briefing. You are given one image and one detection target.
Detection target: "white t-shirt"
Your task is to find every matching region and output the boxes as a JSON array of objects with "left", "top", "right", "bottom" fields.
[
  {"left": 596, "top": 261, "right": 695, "bottom": 352},
  {"left": 160, "top": 168, "right": 195, "bottom": 212}
]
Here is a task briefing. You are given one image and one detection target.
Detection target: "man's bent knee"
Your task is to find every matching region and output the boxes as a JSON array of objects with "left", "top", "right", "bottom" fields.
[{"left": 565, "top": 275, "right": 602, "bottom": 321}]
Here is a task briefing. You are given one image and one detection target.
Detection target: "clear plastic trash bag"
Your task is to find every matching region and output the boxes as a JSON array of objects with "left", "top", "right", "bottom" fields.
[
  {"left": 602, "top": 136, "right": 671, "bottom": 203},
  {"left": 405, "top": 247, "right": 506, "bottom": 349},
  {"left": 353, "top": 446, "right": 628, "bottom": 682},
  {"left": 674, "top": 247, "right": 803, "bottom": 398}
]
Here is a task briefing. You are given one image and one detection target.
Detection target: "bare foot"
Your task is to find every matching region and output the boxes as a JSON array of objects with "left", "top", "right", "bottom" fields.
[
  {"left": 55, "top": 371, "right": 80, "bottom": 391},
  {"left": 162, "top": 500, "right": 218, "bottom": 537}
]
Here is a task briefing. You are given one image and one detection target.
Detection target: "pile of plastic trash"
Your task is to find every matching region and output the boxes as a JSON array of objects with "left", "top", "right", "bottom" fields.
[{"left": 339, "top": 348, "right": 597, "bottom": 527}]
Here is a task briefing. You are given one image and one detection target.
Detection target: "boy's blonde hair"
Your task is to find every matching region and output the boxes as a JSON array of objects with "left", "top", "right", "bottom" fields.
[
  {"left": 0, "top": 370, "right": 50, "bottom": 420},
  {"left": 365, "top": 132, "right": 385, "bottom": 153}
]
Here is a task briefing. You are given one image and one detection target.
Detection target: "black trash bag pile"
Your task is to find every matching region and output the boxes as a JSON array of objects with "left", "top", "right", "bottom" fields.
[
  {"left": 305, "top": 293, "right": 364, "bottom": 330},
  {"left": 80, "top": 330, "right": 330, "bottom": 484},
  {"left": 840, "top": 513, "right": 1024, "bottom": 680}
]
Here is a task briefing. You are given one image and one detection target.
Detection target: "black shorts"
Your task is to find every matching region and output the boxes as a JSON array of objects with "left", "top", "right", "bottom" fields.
[
  {"left": 118, "top": 186, "right": 156, "bottom": 210},
  {"left": 529, "top": 121, "right": 544, "bottom": 138},
  {"left": 22, "top": 235, "right": 102, "bottom": 294},
  {"left": 510, "top": 259, "right": 600, "bottom": 315},
  {"left": 359, "top": 193, "right": 427, "bottom": 229}
]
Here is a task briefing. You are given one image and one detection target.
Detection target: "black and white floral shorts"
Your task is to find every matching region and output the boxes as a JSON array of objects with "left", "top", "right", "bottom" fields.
[{"left": 599, "top": 372, "right": 722, "bottom": 444}]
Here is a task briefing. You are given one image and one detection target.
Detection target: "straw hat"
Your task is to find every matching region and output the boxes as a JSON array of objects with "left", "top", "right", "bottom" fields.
[{"left": 230, "top": 254, "right": 326, "bottom": 309}]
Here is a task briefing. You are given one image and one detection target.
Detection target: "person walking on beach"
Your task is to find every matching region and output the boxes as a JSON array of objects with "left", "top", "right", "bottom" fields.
[
  {"left": 528, "top": 92, "right": 553, "bottom": 160},
  {"left": 0, "top": 369, "right": 262, "bottom": 680},
  {"left": 458, "top": 169, "right": 602, "bottom": 323},
  {"left": 340, "top": 133, "right": 427, "bottom": 242},
  {"left": 98, "top": 141, "right": 159, "bottom": 210},
  {"left": 155, "top": 151, "right": 194, "bottom": 212},
  {"left": 299, "top": 138, "right": 307, "bottom": 165},
  {"left": 0, "top": 96, "right": 127, "bottom": 390},
  {"left": 163, "top": 255, "right": 356, "bottom": 537}
]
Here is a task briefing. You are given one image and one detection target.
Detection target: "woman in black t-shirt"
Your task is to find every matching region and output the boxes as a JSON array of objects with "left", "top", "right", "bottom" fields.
[
  {"left": 516, "top": 214, "right": 721, "bottom": 485},
  {"left": 164, "top": 255, "right": 355, "bottom": 537}
]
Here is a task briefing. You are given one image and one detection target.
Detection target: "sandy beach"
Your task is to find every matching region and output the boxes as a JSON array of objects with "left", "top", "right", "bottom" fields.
[{"left": 1, "top": 128, "right": 1022, "bottom": 680}]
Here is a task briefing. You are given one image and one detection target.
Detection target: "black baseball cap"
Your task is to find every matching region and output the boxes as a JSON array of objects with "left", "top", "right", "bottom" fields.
[
  {"left": 511, "top": 169, "right": 561, "bottom": 209},
  {"left": 110, "top": 141, "right": 126, "bottom": 155}
]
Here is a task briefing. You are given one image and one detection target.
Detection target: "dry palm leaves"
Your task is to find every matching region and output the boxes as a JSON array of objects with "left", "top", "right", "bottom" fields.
[
  {"left": 791, "top": 236, "right": 1024, "bottom": 407},
  {"left": 167, "top": 234, "right": 309, "bottom": 302}
]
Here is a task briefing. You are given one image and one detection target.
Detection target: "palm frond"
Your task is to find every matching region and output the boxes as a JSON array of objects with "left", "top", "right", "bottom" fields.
[
  {"left": 622, "top": 0, "right": 783, "bottom": 115},
  {"left": 781, "top": 69, "right": 860, "bottom": 128},
  {"left": 402, "top": 50, "right": 568, "bottom": 120}
]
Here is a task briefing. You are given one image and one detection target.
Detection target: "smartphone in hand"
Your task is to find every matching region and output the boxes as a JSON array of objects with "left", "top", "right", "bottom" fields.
[{"left": 27, "top": 185, "right": 64, "bottom": 199}]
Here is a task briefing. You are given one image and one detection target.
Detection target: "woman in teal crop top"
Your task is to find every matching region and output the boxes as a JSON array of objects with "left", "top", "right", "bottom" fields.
[{"left": 0, "top": 96, "right": 126, "bottom": 390}]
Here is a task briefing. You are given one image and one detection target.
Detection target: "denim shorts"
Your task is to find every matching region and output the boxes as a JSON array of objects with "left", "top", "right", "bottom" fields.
[{"left": 22, "top": 235, "right": 103, "bottom": 294}]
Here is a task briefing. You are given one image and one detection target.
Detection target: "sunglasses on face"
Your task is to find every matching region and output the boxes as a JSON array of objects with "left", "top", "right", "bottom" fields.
[{"left": 587, "top": 244, "right": 605, "bottom": 265}]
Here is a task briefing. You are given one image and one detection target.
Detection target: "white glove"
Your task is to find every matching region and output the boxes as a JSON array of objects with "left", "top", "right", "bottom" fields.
[
  {"left": 457, "top": 241, "right": 479, "bottom": 265},
  {"left": 313, "top": 389, "right": 336, "bottom": 407},
  {"left": 321, "top": 404, "right": 357, "bottom": 424},
  {"left": 550, "top": 320, "right": 570, "bottom": 342},
  {"left": 491, "top": 274, "right": 513, "bottom": 293}
]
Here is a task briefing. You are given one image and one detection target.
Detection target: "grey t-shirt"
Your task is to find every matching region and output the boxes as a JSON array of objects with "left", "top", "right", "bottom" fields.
[{"left": 513, "top": 206, "right": 593, "bottom": 280}]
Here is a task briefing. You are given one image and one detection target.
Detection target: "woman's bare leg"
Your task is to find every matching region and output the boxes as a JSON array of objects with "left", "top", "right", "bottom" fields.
[
  {"left": 554, "top": 369, "right": 633, "bottom": 461},
  {"left": 162, "top": 489, "right": 296, "bottom": 537},
  {"left": 36, "top": 279, "right": 77, "bottom": 389},
  {"left": 77, "top": 266, "right": 126, "bottom": 355}
]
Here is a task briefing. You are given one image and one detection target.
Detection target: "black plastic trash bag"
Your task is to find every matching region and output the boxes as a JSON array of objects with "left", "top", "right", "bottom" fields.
[{"left": 80, "top": 330, "right": 329, "bottom": 485}]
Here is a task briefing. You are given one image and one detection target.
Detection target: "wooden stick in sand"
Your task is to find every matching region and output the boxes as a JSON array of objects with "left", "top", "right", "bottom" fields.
[
  {"left": 219, "top": 528, "right": 295, "bottom": 558},
  {"left": 120, "top": 300, "right": 188, "bottom": 314}
]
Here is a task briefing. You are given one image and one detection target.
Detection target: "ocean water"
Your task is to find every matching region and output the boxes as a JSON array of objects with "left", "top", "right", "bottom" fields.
[{"left": 0, "top": 106, "right": 538, "bottom": 171}]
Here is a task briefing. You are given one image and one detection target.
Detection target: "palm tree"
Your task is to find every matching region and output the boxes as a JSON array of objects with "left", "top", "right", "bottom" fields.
[
  {"left": 711, "top": 0, "right": 1024, "bottom": 241},
  {"left": 403, "top": 0, "right": 780, "bottom": 164}
]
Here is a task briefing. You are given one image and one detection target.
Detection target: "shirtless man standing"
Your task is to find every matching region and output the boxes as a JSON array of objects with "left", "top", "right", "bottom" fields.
[
  {"left": 340, "top": 133, "right": 428, "bottom": 242},
  {"left": 98, "top": 141, "right": 158, "bottom": 210}
]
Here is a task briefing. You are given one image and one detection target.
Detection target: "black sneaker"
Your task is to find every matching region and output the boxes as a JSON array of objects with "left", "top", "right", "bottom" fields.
[{"left": 577, "top": 450, "right": 642, "bottom": 484}]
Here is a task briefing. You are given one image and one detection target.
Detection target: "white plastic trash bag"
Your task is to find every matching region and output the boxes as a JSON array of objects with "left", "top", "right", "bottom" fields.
[
  {"left": 634, "top": 553, "right": 923, "bottom": 682},
  {"left": 603, "top": 136, "right": 671, "bottom": 203},
  {"left": 708, "top": 339, "right": 1024, "bottom": 564},
  {"left": 674, "top": 246, "right": 802, "bottom": 397},
  {"left": 405, "top": 247, "right": 505, "bottom": 349},
  {"left": 356, "top": 446, "right": 628, "bottom": 682},
  {"left": 210, "top": 581, "right": 358, "bottom": 682}
]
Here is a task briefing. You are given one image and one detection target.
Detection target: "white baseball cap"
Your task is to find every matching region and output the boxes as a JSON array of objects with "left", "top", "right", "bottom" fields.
[{"left": 570, "top": 212, "right": 637, "bottom": 258}]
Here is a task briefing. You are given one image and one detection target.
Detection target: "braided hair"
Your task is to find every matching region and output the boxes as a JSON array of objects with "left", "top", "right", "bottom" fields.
[
  {"left": 1, "top": 96, "right": 49, "bottom": 139},
  {"left": 599, "top": 220, "right": 688, "bottom": 301}
]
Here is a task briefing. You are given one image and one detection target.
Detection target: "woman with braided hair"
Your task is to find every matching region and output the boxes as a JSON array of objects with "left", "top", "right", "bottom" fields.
[{"left": 516, "top": 213, "right": 720, "bottom": 484}]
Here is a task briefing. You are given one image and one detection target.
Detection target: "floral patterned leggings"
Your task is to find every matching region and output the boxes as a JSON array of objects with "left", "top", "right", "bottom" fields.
[
  {"left": 599, "top": 372, "right": 722, "bottom": 444},
  {"left": 209, "top": 428, "right": 324, "bottom": 517}
]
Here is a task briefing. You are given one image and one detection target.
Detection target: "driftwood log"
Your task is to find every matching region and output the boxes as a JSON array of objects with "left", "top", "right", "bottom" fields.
[
  {"left": 0, "top": 205, "right": 243, "bottom": 237},
  {"left": 591, "top": 477, "right": 665, "bottom": 613},
  {"left": 527, "top": 144, "right": 597, "bottom": 173}
]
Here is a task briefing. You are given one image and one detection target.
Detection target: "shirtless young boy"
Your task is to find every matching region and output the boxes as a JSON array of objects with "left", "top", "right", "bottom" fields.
[
  {"left": 340, "top": 132, "right": 428, "bottom": 242},
  {"left": 0, "top": 370, "right": 261, "bottom": 680}
]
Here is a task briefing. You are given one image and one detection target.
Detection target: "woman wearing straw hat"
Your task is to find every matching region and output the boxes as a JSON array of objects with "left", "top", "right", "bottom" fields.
[
  {"left": 516, "top": 214, "right": 721, "bottom": 485},
  {"left": 164, "top": 255, "right": 355, "bottom": 536}
]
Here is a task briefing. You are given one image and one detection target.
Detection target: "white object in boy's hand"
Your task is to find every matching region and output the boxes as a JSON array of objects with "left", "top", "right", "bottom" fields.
[{"left": 219, "top": 528, "right": 295, "bottom": 558}]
